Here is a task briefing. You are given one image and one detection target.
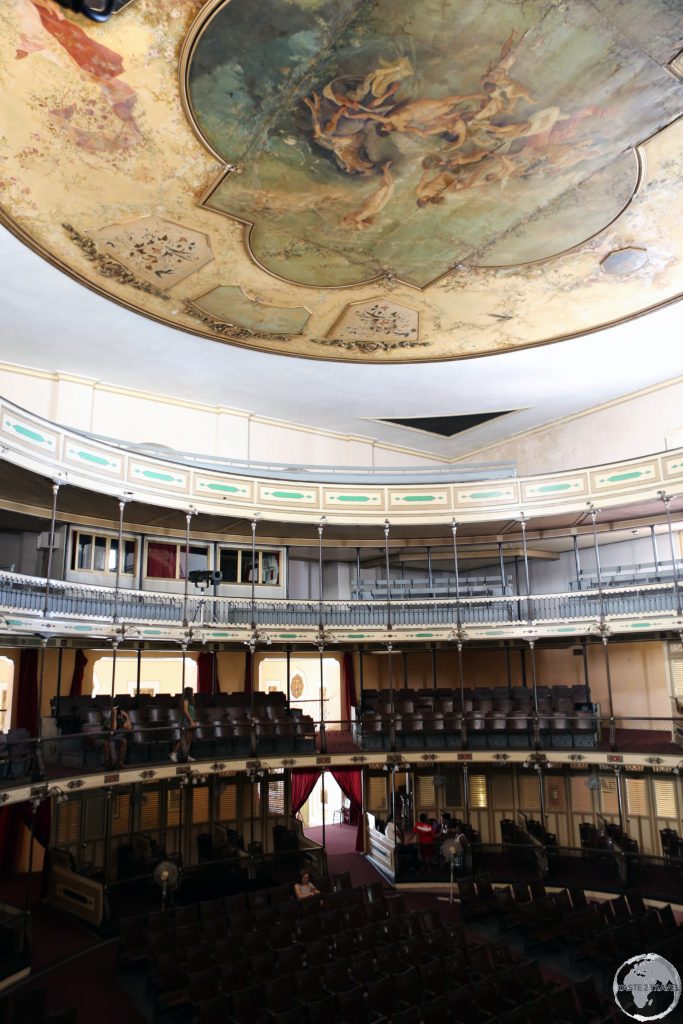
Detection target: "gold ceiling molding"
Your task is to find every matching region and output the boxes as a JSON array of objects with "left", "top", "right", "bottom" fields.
[{"left": 0, "top": 0, "right": 681, "bottom": 361}]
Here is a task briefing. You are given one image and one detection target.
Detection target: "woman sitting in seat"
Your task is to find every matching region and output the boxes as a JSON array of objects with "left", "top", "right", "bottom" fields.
[{"left": 294, "top": 870, "right": 320, "bottom": 899}]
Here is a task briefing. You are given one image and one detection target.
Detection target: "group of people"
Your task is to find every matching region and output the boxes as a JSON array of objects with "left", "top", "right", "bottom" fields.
[
  {"left": 385, "top": 812, "right": 468, "bottom": 872},
  {"left": 104, "top": 687, "right": 198, "bottom": 769}
]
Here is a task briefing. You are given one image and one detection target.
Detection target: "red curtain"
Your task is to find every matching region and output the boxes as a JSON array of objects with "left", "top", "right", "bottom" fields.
[
  {"left": 146, "top": 542, "right": 176, "bottom": 579},
  {"left": 331, "top": 768, "right": 364, "bottom": 852},
  {"left": 291, "top": 769, "right": 321, "bottom": 816},
  {"left": 244, "top": 649, "right": 253, "bottom": 695},
  {"left": 197, "top": 652, "right": 214, "bottom": 695},
  {"left": 69, "top": 650, "right": 87, "bottom": 698},
  {"left": 16, "top": 649, "right": 38, "bottom": 735},
  {"left": 342, "top": 652, "right": 357, "bottom": 724}
]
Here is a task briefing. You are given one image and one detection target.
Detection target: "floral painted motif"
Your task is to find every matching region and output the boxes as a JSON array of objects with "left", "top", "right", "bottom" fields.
[
  {"left": 91, "top": 217, "right": 213, "bottom": 289},
  {"left": 329, "top": 300, "right": 420, "bottom": 343}
]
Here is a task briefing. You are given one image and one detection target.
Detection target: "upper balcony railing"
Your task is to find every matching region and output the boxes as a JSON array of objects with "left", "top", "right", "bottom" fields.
[{"left": 0, "top": 571, "right": 680, "bottom": 639}]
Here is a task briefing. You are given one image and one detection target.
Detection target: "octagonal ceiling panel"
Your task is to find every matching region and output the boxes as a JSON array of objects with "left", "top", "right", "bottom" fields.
[{"left": 0, "top": 0, "right": 682, "bottom": 363}]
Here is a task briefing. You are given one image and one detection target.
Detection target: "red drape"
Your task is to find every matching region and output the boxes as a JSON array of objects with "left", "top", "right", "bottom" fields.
[
  {"left": 244, "top": 649, "right": 253, "bottom": 695},
  {"left": 16, "top": 649, "right": 38, "bottom": 735},
  {"left": 331, "top": 768, "right": 364, "bottom": 852},
  {"left": 146, "top": 542, "right": 176, "bottom": 579},
  {"left": 69, "top": 650, "right": 87, "bottom": 698},
  {"left": 342, "top": 652, "right": 357, "bottom": 725},
  {"left": 197, "top": 652, "right": 214, "bottom": 695},
  {"left": 291, "top": 769, "right": 321, "bottom": 816}
]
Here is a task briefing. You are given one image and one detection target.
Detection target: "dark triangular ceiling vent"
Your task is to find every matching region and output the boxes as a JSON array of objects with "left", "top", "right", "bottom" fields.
[{"left": 379, "top": 412, "right": 515, "bottom": 438}]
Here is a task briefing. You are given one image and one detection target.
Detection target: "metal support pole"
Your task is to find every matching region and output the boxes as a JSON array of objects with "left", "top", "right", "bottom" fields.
[
  {"left": 36, "top": 637, "right": 48, "bottom": 740},
  {"left": 658, "top": 491, "right": 682, "bottom": 617},
  {"left": 55, "top": 646, "right": 64, "bottom": 725},
  {"left": 431, "top": 644, "right": 437, "bottom": 697},
  {"left": 387, "top": 642, "right": 395, "bottom": 750},
  {"left": 498, "top": 541, "right": 506, "bottom": 595},
  {"left": 136, "top": 643, "right": 142, "bottom": 697},
  {"left": 603, "top": 636, "right": 616, "bottom": 750},
  {"left": 356, "top": 548, "right": 361, "bottom": 593},
  {"left": 451, "top": 519, "right": 462, "bottom": 630},
  {"left": 463, "top": 764, "right": 470, "bottom": 827},
  {"left": 614, "top": 767, "right": 625, "bottom": 833},
  {"left": 358, "top": 646, "right": 364, "bottom": 705},
  {"left": 321, "top": 770, "right": 326, "bottom": 853},
  {"left": 520, "top": 647, "right": 527, "bottom": 688},
  {"left": 505, "top": 642, "right": 512, "bottom": 695},
  {"left": 318, "top": 643, "right": 326, "bottom": 752},
  {"left": 286, "top": 646, "right": 291, "bottom": 708},
  {"left": 113, "top": 497, "right": 126, "bottom": 624},
  {"left": 582, "top": 640, "right": 590, "bottom": 703},
  {"left": 538, "top": 765, "right": 546, "bottom": 823},
  {"left": 182, "top": 507, "right": 197, "bottom": 628},
  {"left": 587, "top": 503, "right": 606, "bottom": 619},
  {"left": 403, "top": 650, "right": 409, "bottom": 690},
  {"left": 384, "top": 520, "right": 392, "bottom": 632},
  {"left": 427, "top": 547, "right": 433, "bottom": 589},
  {"left": 318, "top": 516, "right": 326, "bottom": 632},
  {"left": 520, "top": 512, "right": 533, "bottom": 623},
  {"left": 42, "top": 482, "right": 61, "bottom": 617},
  {"left": 457, "top": 641, "right": 467, "bottom": 748},
  {"left": 573, "top": 535, "right": 581, "bottom": 590},
  {"left": 211, "top": 647, "right": 217, "bottom": 696},
  {"left": 529, "top": 640, "right": 540, "bottom": 746},
  {"left": 650, "top": 525, "right": 660, "bottom": 579},
  {"left": 103, "top": 787, "right": 112, "bottom": 891}
]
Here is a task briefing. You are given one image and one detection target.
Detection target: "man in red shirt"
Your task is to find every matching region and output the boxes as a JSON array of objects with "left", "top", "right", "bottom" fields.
[{"left": 415, "top": 812, "right": 435, "bottom": 868}]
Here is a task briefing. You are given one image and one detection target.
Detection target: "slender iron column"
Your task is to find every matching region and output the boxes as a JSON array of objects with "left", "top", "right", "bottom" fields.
[
  {"left": 587, "top": 503, "right": 615, "bottom": 747},
  {"left": 614, "top": 767, "right": 625, "bottom": 833},
  {"left": 427, "top": 547, "right": 433, "bottom": 589},
  {"left": 384, "top": 520, "right": 392, "bottom": 632},
  {"left": 356, "top": 548, "right": 361, "bottom": 592},
  {"left": 582, "top": 640, "right": 590, "bottom": 703},
  {"left": 54, "top": 646, "right": 64, "bottom": 724},
  {"left": 457, "top": 640, "right": 467, "bottom": 748},
  {"left": 321, "top": 769, "right": 326, "bottom": 854},
  {"left": 537, "top": 763, "right": 546, "bottom": 823},
  {"left": 572, "top": 534, "right": 581, "bottom": 590},
  {"left": 113, "top": 496, "right": 128, "bottom": 624},
  {"left": 658, "top": 491, "right": 682, "bottom": 617},
  {"left": 463, "top": 763, "right": 470, "bottom": 827},
  {"left": 182, "top": 507, "right": 197, "bottom": 627},
  {"left": 529, "top": 639, "right": 540, "bottom": 746},
  {"left": 498, "top": 541, "right": 506, "bottom": 595},
  {"left": 286, "top": 645, "right": 291, "bottom": 708},
  {"left": 451, "top": 519, "right": 462, "bottom": 630},
  {"left": 430, "top": 644, "right": 437, "bottom": 697},
  {"left": 136, "top": 643, "right": 142, "bottom": 697},
  {"left": 42, "top": 481, "right": 62, "bottom": 617},
  {"left": 650, "top": 525, "right": 660, "bottom": 579},
  {"left": 519, "top": 512, "right": 533, "bottom": 623}
]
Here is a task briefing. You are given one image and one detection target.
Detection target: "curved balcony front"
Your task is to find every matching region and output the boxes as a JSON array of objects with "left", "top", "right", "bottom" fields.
[{"left": 1, "top": 570, "right": 681, "bottom": 643}]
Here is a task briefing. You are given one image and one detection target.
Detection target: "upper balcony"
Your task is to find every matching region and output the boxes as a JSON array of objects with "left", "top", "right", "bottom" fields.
[{"left": 2, "top": 569, "right": 683, "bottom": 643}]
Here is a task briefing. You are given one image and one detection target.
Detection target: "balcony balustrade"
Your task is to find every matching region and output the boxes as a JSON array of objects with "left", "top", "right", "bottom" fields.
[{"left": 0, "top": 571, "right": 679, "bottom": 635}]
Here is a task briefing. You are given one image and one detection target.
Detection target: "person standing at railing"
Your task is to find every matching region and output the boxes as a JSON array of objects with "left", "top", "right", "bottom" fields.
[
  {"left": 170, "top": 687, "right": 197, "bottom": 763},
  {"left": 107, "top": 706, "right": 131, "bottom": 769}
]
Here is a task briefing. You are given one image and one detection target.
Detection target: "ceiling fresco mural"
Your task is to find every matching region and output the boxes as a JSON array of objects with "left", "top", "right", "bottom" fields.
[{"left": 0, "top": 0, "right": 682, "bottom": 362}]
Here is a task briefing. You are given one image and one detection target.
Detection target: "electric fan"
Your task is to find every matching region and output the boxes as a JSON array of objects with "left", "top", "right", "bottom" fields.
[{"left": 153, "top": 860, "right": 179, "bottom": 910}]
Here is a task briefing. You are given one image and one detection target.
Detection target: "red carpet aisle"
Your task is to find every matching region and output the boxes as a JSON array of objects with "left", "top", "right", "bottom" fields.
[{"left": 305, "top": 824, "right": 389, "bottom": 887}]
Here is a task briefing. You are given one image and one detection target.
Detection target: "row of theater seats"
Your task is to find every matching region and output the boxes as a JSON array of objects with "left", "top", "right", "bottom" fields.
[
  {"left": 52, "top": 693, "right": 315, "bottom": 766},
  {"left": 661, "top": 827, "right": 683, "bottom": 860},
  {"left": 0, "top": 728, "right": 33, "bottom": 780},
  {"left": 482, "top": 876, "right": 683, "bottom": 973},
  {"left": 360, "top": 684, "right": 597, "bottom": 751},
  {"left": 119, "top": 874, "right": 617, "bottom": 1024},
  {"left": 362, "top": 684, "right": 590, "bottom": 714},
  {"left": 580, "top": 821, "right": 639, "bottom": 854}
]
